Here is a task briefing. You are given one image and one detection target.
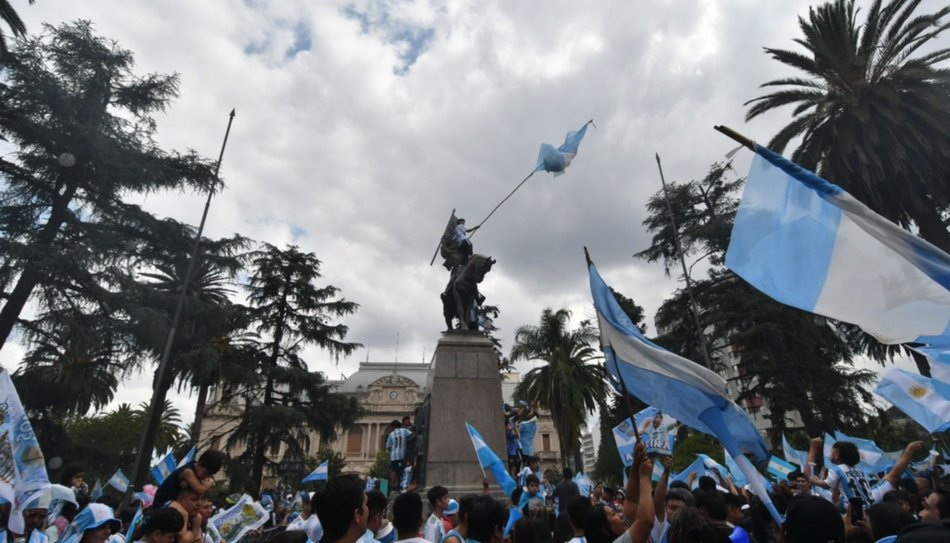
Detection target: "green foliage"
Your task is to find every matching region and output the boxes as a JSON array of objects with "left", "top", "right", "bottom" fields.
[
  {"left": 223, "top": 244, "right": 364, "bottom": 496},
  {"left": 746, "top": 0, "right": 950, "bottom": 253},
  {"left": 368, "top": 450, "right": 390, "bottom": 480},
  {"left": 312, "top": 449, "right": 347, "bottom": 479},
  {"left": 511, "top": 308, "right": 607, "bottom": 466},
  {"left": 673, "top": 432, "right": 723, "bottom": 472}
]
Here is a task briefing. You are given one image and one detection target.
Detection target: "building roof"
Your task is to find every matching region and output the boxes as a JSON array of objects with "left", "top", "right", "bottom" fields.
[{"left": 335, "top": 362, "right": 432, "bottom": 394}]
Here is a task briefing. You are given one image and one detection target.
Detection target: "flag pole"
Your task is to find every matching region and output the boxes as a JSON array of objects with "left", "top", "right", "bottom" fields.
[
  {"left": 713, "top": 125, "right": 756, "bottom": 150},
  {"left": 470, "top": 171, "right": 535, "bottom": 237},
  {"left": 653, "top": 154, "right": 715, "bottom": 369},
  {"left": 429, "top": 208, "right": 456, "bottom": 266},
  {"left": 584, "top": 247, "right": 640, "bottom": 442},
  {"left": 127, "top": 109, "right": 236, "bottom": 501}
]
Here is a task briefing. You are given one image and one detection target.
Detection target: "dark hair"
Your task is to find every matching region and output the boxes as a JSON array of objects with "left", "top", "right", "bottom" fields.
[
  {"left": 784, "top": 495, "right": 844, "bottom": 543},
  {"left": 562, "top": 467, "right": 573, "bottom": 480},
  {"left": 695, "top": 491, "right": 728, "bottom": 522},
  {"left": 583, "top": 506, "right": 619, "bottom": 543},
  {"left": 787, "top": 470, "right": 804, "bottom": 482},
  {"left": 467, "top": 496, "right": 505, "bottom": 543},
  {"left": 669, "top": 480, "right": 690, "bottom": 491},
  {"left": 721, "top": 492, "right": 745, "bottom": 510},
  {"left": 458, "top": 494, "right": 479, "bottom": 525},
  {"left": 667, "top": 507, "right": 729, "bottom": 543},
  {"left": 95, "top": 495, "right": 120, "bottom": 510},
  {"left": 512, "top": 517, "right": 552, "bottom": 543},
  {"left": 749, "top": 492, "right": 788, "bottom": 543},
  {"left": 566, "top": 496, "right": 590, "bottom": 530},
  {"left": 367, "top": 490, "right": 387, "bottom": 517},
  {"left": 510, "top": 488, "right": 523, "bottom": 507},
  {"left": 427, "top": 486, "right": 448, "bottom": 507},
  {"left": 197, "top": 450, "right": 225, "bottom": 475},
  {"left": 525, "top": 475, "right": 540, "bottom": 487},
  {"left": 867, "top": 502, "right": 916, "bottom": 540},
  {"left": 882, "top": 489, "right": 911, "bottom": 506},
  {"left": 60, "top": 466, "right": 85, "bottom": 486},
  {"left": 697, "top": 476, "right": 717, "bottom": 492},
  {"left": 392, "top": 493, "right": 423, "bottom": 534},
  {"left": 117, "top": 504, "right": 138, "bottom": 526},
  {"left": 268, "top": 531, "right": 309, "bottom": 543},
  {"left": 931, "top": 489, "right": 950, "bottom": 519},
  {"left": 528, "top": 456, "right": 539, "bottom": 465},
  {"left": 666, "top": 489, "right": 695, "bottom": 507},
  {"left": 832, "top": 441, "right": 861, "bottom": 467},
  {"left": 402, "top": 416, "right": 411, "bottom": 422},
  {"left": 137, "top": 507, "right": 185, "bottom": 539},
  {"left": 313, "top": 474, "right": 365, "bottom": 542}
]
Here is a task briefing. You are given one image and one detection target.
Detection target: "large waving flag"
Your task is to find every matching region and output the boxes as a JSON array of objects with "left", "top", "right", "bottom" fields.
[
  {"left": 178, "top": 446, "right": 197, "bottom": 468},
  {"left": 782, "top": 435, "right": 806, "bottom": 468},
  {"left": 534, "top": 121, "right": 594, "bottom": 175},
  {"left": 151, "top": 452, "right": 177, "bottom": 484},
  {"left": 874, "top": 368, "right": 950, "bottom": 433},
  {"left": 518, "top": 417, "right": 538, "bottom": 456},
  {"left": 588, "top": 261, "right": 781, "bottom": 523},
  {"left": 302, "top": 461, "right": 329, "bottom": 483},
  {"left": 465, "top": 423, "right": 517, "bottom": 496},
  {"left": 0, "top": 369, "right": 51, "bottom": 534},
  {"left": 724, "top": 144, "right": 950, "bottom": 397},
  {"left": 833, "top": 431, "right": 889, "bottom": 473}
]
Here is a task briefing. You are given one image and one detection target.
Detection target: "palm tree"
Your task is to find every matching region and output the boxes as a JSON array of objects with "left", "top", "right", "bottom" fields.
[
  {"left": 510, "top": 308, "right": 607, "bottom": 467},
  {"left": 746, "top": 0, "right": 950, "bottom": 252},
  {"left": 0, "top": 0, "right": 34, "bottom": 58}
]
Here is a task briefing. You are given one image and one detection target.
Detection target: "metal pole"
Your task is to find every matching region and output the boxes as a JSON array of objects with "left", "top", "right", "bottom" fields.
[
  {"left": 127, "top": 109, "right": 236, "bottom": 496},
  {"left": 654, "top": 154, "right": 715, "bottom": 369}
]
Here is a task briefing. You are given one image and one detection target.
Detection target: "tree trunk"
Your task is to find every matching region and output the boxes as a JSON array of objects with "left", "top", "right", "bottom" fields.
[{"left": 192, "top": 383, "right": 209, "bottom": 447}]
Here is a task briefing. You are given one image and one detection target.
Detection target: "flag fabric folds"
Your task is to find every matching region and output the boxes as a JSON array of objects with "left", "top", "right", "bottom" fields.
[
  {"left": 573, "top": 473, "right": 593, "bottom": 497},
  {"left": 465, "top": 423, "right": 517, "bottom": 496},
  {"left": 589, "top": 262, "right": 781, "bottom": 523},
  {"left": 90, "top": 479, "right": 103, "bottom": 500},
  {"left": 178, "top": 447, "right": 197, "bottom": 468},
  {"left": 106, "top": 470, "right": 129, "bottom": 493},
  {"left": 302, "top": 461, "right": 329, "bottom": 483},
  {"left": 151, "top": 452, "right": 177, "bottom": 484},
  {"left": 126, "top": 505, "right": 143, "bottom": 541},
  {"left": 725, "top": 144, "right": 950, "bottom": 401},
  {"left": 518, "top": 417, "right": 538, "bottom": 456},
  {"left": 533, "top": 121, "right": 593, "bottom": 175},
  {"left": 874, "top": 368, "right": 950, "bottom": 433},
  {"left": 782, "top": 435, "right": 806, "bottom": 468}
]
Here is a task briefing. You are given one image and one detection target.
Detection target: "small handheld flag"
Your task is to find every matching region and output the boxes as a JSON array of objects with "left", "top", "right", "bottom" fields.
[
  {"left": 782, "top": 435, "right": 806, "bottom": 468},
  {"left": 106, "top": 470, "right": 129, "bottom": 493},
  {"left": 518, "top": 417, "right": 538, "bottom": 456},
  {"left": 90, "top": 479, "right": 103, "bottom": 500},
  {"left": 767, "top": 456, "right": 796, "bottom": 481},
  {"left": 126, "top": 505, "right": 143, "bottom": 541},
  {"left": 465, "top": 423, "right": 517, "bottom": 496},
  {"left": 151, "top": 452, "right": 177, "bottom": 484},
  {"left": 302, "top": 461, "right": 329, "bottom": 483}
]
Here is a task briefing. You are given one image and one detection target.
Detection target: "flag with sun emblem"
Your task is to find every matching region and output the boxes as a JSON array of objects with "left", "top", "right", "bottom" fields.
[{"left": 874, "top": 368, "right": 950, "bottom": 433}]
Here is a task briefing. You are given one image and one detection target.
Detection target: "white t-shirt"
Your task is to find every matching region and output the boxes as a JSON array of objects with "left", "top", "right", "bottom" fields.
[
  {"left": 421, "top": 514, "right": 445, "bottom": 543},
  {"left": 567, "top": 537, "right": 586, "bottom": 543},
  {"left": 649, "top": 518, "right": 669, "bottom": 543}
]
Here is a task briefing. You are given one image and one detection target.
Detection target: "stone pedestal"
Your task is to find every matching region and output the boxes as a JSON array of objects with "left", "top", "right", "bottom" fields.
[{"left": 424, "top": 333, "right": 507, "bottom": 495}]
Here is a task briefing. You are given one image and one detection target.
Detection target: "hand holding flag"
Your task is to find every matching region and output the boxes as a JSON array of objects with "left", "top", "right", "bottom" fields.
[{"left": 465, "top": 423, "right": 517, "bottom": 496}]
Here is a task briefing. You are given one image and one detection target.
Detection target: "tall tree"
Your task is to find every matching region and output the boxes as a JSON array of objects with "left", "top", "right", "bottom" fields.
[
  {"left": 0, "top": 0, "right": 33, "bottom": 58},
  {"left": 745, "top": 0, "right": 950, "bottom": 252},
  {"left": 224, "top": 243, "right": 363, "bottom": 496},
  {"left": 511, "top": 308, "right": 607, "bottom": 467},
  {"left": 0, "top": 21, "right": 217, "bottom": 353}
]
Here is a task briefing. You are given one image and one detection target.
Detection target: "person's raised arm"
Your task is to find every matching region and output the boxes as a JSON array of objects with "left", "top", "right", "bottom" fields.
[
  {"left": 622, "top": 442, "right": 645, "bottom": 522},
  {"left": 630, "top": 448, "right": 655, "bottom": 543},
  {"left": 653, "top": 456, "right": 671, "bottom": 522},
  {"left": 883, "top": 441, "right": 924, "bottom": 488},
  {"left": 806, "top": 437, "right": 829, "bottom": 488}
]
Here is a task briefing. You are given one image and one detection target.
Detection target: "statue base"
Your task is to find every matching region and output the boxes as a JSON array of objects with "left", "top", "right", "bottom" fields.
[{"left": 423, "top": 333, "right": 507, "bottom": 495}]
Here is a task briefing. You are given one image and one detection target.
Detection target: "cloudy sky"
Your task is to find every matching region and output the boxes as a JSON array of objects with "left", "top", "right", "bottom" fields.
[{"left": 5, "top": 0, "right": 932, "bottom": 423}]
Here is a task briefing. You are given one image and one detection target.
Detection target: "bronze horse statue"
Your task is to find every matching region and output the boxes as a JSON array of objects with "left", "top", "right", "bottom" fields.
[{"left": 442, "top": 254, "right": 495, "bottom": 331}]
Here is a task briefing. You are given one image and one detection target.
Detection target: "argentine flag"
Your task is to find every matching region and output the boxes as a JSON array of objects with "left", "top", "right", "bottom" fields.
[
  {"left": 782, "top": 435, "right": 806, "bottom": 468},
  {"left": 518, "top": 417, "right": 538, "bottom": 456},
  {"left": 178, "top": 447, "right": 196, "bottom": 468},
  {"left": 126, "top": 505, "right": 143, "bottom": 541},
  {"left": 302, "top": 461, "right": 329, "bottom": 483},
  {"left": 767, "top": 456, "right": 796, "bottom": 481},
  {"left": 874, "top": 368, "right": 950, "bottom": 434},
  {"left": 534, "top": 121, "right": 593, "bottom": 175},
  {"left": 465, "top": 423, "right": 517, "bottom": 496},
  {"left": 834, "top": 431, "right": 889, "bottom": 473},
  {"left": 589, "top": 262, "right": 781, "bottom": 523},
  {"left": 106, "top": 470, "right": 129, "bottom": 493},
  {"left": 151, "top": 452, "right": 177, "bottom": 484},
  {"left": 725, "top": 145, "right": 950, "bottom": 397}
]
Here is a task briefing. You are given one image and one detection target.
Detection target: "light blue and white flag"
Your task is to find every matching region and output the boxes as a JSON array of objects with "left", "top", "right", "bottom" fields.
[
  {"left": 518, "top": 417, "right": 538, "bottom": 456},
  {"left": 833, "top": 431, "right": 888, "bottom": 473},
  {"left": 782, "top": 435, "right": 806, "bottom": 468},
  {"left": 574, "top": 473, "right": 593, "bottom": 497},
  {"left": 874, "top": 369, "right": 950, "bottom": 433},
  {"left": 533, "top": 121, "right": 594, "bottom": 175},
  {"left": 106, "top": 470, "right": 129, "bottom": 493},
  {"left": 767, "top": 456, "right": 796, "bottom": 481},
  {"left": 126, "top": 505, "right": 143, "bottom": 541},
  {"left": 724, "top": 448, "right": 749, "bottom": 487},
  {"left": 302, "top": 461, "right": 329, "bottom": 483},
  {"left": 465, "top": 423, "right": 517, "bottom": 496},
  {"left": 90, "top": 479, "right": 102, "bottom": 500},
  {"left": 589, "top": 263, "right": 781, "bottom": 523},
  {"left": 503, "top": 506, "right": 522, "bottom": 538},
  {"left": 178, "top": 446, "right": 196, "bottom": 468},
  {"left": 151, "top": 452, "right": 177, "bottom": 484},
  {"left": 0, "top": 369, "right": 51, "bottom": 534},
  {"left": 911, "top": 450, "right": 940, "bottom": 473},
  {"left": 725, "top": 144, "right": 950, "bottom": 399}
]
